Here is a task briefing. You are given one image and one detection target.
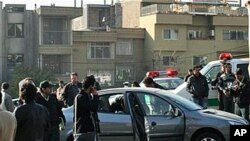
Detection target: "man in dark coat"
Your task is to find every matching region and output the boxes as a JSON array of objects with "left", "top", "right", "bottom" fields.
[
  {"left": 63, "top": 72, "right": 82, "bottom": 107},
  {"left": 186, "top": 65, "right": 209, "bottom": 109},
  {"left": 232, "top": 68, "right": 250, "bottom": 121},
  {"left": 218, "top": 63, "right": 236, "bottom": 113},
  {"left": 36, "top": 80, "right": 66, "bottom": 141},
  {"left": 14, "top": 82, "right": 50, "bottom": 141},
  {"left": 74, "top": 75, "right": 99, "bottom": 141}
]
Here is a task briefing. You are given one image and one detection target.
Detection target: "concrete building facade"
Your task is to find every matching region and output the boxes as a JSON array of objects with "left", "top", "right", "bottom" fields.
[
  {"left": 72, "top": 28, "right": 145, "bottom": 87},
  {"left": 0, "top": 4, "right": 37, "bottom": 81},
  {"left": 120, "top": 0, "right": 248, "bottom": 76}
]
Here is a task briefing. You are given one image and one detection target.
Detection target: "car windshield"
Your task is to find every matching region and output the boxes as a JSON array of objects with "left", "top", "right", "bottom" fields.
[
  {"left": 158, "top": 90, "right": 203, "bottom": 111},
  {"left": 154, "top": 78, "right": 184, "bottom": 90}
]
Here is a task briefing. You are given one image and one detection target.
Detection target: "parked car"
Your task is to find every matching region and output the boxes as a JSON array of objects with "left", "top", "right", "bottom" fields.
[
  {"left": 140, "top": 77, "right": 184, "bottom": 90},
  {"left": 60, "top": 88, "right": 248, "bottom": 141},
  {"left": 140, "top": 70, "right": 184, "bottom": 90}
]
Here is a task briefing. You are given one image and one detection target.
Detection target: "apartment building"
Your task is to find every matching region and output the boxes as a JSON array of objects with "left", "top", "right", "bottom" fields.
[
  {"left": 120, "top": 0, "right": 248, "bottom": 76},
  {"left": 72, "top": 28, "right": 144, "bottom": 87},
  {"left": 0, "top": 4, "right": 37, "bottom": 81},
  {"left": 36, "top": 6, "right": 82, "bottom": 78}
]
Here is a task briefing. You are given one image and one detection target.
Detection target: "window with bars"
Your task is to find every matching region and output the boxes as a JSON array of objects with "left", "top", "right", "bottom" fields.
[
  {"left": 116, "top": 39, "right": 133, "bottom": 55},
  {"left": 87, "top": 70, "right": 113, "bottom": 87},
  {"left": 42, "top": 17, "right": 69, "bottom": 45},
  {"left": 116, "top": 65, "right": 134, "bottom": 81},
  {"left": 162, "top": 56, "right": 177, "bottom": 66},
  {"left": 87, "top": 42, "right": 114, "bottom": 59}
]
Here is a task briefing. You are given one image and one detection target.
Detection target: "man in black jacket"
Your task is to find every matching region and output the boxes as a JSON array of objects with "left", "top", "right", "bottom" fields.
[
  {"left": 211, "top": 62, "right": 226, "bottom": 110},
  {"left": 36, "top": 80, "right": 66, "bottom": 141},
  {"left": 63, "top": 72, "right": 82, "bottom": 107},
  {"left": 218, "top": 63, "right": 236, "bottom": 113},
  {"left": 14, "top": 82, "right": 50, "bottom": 141},
  {"left": 186, "top": 65, "right": 209, "bottom": 109},
  {"left": 74, "top": 75, "right": 99, "bottom": 141},
  {"left": 232, "top": 68, "right": 250, "bottom": 121}
]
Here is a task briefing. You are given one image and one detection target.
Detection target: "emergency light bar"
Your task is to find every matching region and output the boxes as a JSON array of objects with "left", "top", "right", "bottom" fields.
[{"left": 219, "top": 53, "right": 233, "bottom": 60}]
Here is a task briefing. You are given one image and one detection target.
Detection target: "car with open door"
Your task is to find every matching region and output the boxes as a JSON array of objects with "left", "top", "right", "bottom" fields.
[{"left": 61, "top": 87, "right": 248, "bottom": 141}]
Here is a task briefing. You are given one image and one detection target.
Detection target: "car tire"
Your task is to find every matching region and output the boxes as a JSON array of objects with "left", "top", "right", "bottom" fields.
[{"left": 194, "top": 132, "right": 223, "bottom": 141}]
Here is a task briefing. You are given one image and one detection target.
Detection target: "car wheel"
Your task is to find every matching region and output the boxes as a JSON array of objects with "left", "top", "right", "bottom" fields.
[{"left": 194, "top": 132, "right": 223, "bottom": 141}]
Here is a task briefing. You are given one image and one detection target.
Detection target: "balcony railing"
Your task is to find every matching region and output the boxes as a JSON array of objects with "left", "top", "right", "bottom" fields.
[{"left": 141, "top": 4, "right": 248, "bottom": 16}]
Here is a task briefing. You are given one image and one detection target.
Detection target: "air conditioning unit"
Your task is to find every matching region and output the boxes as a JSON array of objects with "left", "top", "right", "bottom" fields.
[{"left": 209, "top": 30, "right": 215, "bottom": 37}]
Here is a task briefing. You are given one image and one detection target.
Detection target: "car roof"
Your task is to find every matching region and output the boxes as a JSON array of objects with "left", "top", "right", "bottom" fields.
[
  {"left": 153, "top": 77, "right": 182, "bottom": 81},
  {"left": 98, "top": 87, "right": 170, "bottom": 96}
]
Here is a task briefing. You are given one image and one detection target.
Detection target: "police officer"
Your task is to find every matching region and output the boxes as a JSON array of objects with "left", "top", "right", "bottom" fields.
[{"left": 218, "top": 63, "right": 235, "bottom": 113}]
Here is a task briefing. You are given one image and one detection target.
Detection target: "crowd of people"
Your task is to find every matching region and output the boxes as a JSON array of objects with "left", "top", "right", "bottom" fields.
[
  {"left": 0, "top": 67, "right": 250, "bottom": 141},
  {"left": 185, "top": 63, "right": 250, "bottom": 122},
  {"left": 0, "top": 72, "right": 101, "bottom": 141}
]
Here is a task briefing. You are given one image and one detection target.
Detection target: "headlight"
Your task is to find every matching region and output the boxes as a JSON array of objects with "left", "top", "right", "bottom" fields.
[{"left": 228, "top": 121, "right": 246, "bottom": 125}]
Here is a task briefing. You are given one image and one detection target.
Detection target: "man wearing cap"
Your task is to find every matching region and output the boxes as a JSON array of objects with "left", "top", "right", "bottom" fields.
[
  {"left": 232, "top": 68, "right": 250, "bottom": 121},
  {"left": 36, "top": 80, "right": 66, "bottom": 141},
  {"left": 218, "top": 63, "right": 236, "bottom": 113}
]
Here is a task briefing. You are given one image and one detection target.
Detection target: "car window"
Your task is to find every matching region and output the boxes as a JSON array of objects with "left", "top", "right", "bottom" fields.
[
  {"left": 98, "top": 93, "right": 126, "bottom": 114},
  {"left": 135, "top": 93, "right": 172, "bottom": 116},
  {"left": 204, "top": 65, "right": 221, "bottom": 83},
  {"left": 155, "top": 79, "right": 183, "bottom": 89}
]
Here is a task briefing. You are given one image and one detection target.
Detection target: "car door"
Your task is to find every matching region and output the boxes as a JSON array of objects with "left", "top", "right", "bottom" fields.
[
  {"left": 98, "top": 93, "right": 134, "bottom": 141},
  {"left": 127, "top": 92, "right": 185, "bottom": 141}
]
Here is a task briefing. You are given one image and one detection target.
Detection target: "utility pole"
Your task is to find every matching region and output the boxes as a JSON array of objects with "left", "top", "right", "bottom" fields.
[{"left": 246, "top": 1, "right": 250, "bottom": 77}]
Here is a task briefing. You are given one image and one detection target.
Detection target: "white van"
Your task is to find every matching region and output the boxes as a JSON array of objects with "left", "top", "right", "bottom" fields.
[{"left": 171, "top": 57, "right": 249, "bottom": 109}]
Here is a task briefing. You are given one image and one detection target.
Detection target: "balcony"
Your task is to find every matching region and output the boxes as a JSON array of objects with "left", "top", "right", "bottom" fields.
[{"left": 141, "top": 3, "right": 248, "bottom": 16}]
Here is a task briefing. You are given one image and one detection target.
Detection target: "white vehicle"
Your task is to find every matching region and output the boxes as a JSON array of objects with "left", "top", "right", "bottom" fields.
[
  {"left": 140, "top": 70, "right": 184, "bottom": 90},
  {"left": 171, "top": 53, "right": 249, "bottom": 109}
]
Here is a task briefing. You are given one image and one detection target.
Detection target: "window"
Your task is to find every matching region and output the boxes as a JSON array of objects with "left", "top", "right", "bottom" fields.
[
  {"left": 188, "top": 30, "right": 202, "bottom": 40},
  {"left": 163, "top": 29, "right": 178, "bottom": 40},
  {"left": 223, "top": 30, "right": 248, "bottom": 40},
  {"left": 116, "top": 39, "right": 133, "bottom": 55},
  {"left": 87, "top": 42, "right": 114, "bottom": 59},
  {"left": 133, "top": 92, "right": 172, "bottom": 116},
  {"left": 162, "top": 56, "right": 177, "bottom": 66},
  {"left": 193, "top": 56, "right": 207, "bottom": 67},
  {"left": 7, "top": 54, "right": 24, "bottom": 68},
  {"left": 204, "top": 65, "right": 221, "bottom": 83},
  {"left": 88, "top": 70, "right": 113, "bottom": 88},
  {"left": 8, "top": 23, "right": 24, "bottom": 38},
  {"left": 116, "top": 65, "right": 134, "bottom": 82},
  {"left": 98, "top": 94, "right": 126, "bottom": 114},
  {"left": 41, "top": 55, "right": 70, "bottom": 74},
  {"left": 6, "top": 6, "right": 25, "bottom": 13},
  {"left": 42, "top": 17, "right": 69, "bottom": 45}
]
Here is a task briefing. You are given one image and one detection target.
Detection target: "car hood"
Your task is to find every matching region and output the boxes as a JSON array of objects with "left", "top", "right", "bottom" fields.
[{"left": 202, "top": 109, "right": 247, "bottom": 122}]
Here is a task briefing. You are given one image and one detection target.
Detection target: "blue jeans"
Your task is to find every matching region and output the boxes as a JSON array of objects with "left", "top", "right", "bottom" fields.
[{"left": 192, "top": 97, "right": 208, "bottom": 109}]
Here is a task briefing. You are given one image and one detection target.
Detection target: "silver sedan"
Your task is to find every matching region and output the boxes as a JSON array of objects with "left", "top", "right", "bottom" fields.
[{"left": 61, "top": 87, "right": 248, "bottom": 141}]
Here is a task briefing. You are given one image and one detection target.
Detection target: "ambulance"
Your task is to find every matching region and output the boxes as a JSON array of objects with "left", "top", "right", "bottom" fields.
[{"left": 171, "top": 53, "right": 249, "bottom": 109}]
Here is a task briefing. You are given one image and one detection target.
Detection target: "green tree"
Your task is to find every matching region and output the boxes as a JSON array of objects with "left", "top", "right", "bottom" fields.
[{"left": 9, "top": 65, "right": 56, "bottom": 98}]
